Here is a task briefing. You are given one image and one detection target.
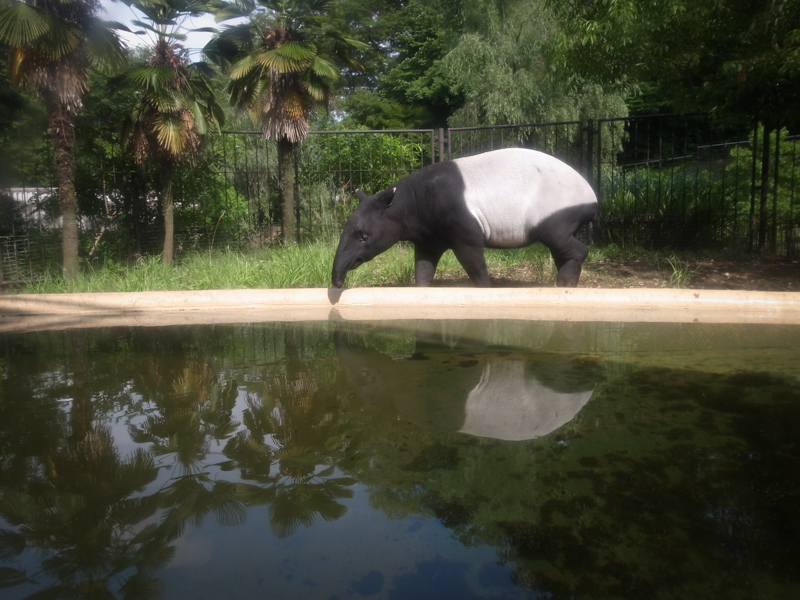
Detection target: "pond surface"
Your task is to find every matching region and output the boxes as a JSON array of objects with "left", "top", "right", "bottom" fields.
[{"left": 1, "top": 320, "right": 799, "bottom": 600}]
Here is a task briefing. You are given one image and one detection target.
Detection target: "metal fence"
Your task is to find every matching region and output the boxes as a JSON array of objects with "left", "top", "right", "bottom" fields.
[{"left": 2, "top": 113, "right": 798, "bottom": 283}]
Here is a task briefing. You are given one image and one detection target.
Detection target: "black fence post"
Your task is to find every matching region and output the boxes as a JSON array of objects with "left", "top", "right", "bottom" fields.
[
  {"left": 749, "top": 121, "right": 759, "bottom": 252},
  {"left": 595, "top": 120, "right": 602, "bottom": 203},
  {"left": 772, "top": 129, "right": 780, "bottom": 254},
  {"left": 584, "top": 119, "right": 595, "bottom": 191}
]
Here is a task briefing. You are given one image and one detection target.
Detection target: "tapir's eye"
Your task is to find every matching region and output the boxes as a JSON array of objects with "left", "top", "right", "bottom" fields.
[{"left": 357, "top": 231, "right": 368, "bottom": 242}]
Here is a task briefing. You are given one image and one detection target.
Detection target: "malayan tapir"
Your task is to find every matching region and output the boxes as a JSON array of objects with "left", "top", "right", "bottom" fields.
[
  {"left": 334, "top": 325, "right": 598, "bottom": 441},
  {"left": 331, "top": 147, "right": 598, "bottom": 288}
]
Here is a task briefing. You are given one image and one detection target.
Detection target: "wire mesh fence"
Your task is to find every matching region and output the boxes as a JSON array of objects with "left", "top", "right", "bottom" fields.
[{"left": 2, "top": 114, "right": 798, "bottom": 283}]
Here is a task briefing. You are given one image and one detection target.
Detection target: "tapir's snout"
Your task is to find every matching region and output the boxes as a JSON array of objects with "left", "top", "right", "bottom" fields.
[{"left": 331, "top": 250, "right": 352, "bottom": 288}]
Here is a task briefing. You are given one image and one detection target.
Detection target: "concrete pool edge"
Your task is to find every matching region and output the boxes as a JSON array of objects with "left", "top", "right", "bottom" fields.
[{"left": 2, "top": 287, "right": 800, "bottom": 332}]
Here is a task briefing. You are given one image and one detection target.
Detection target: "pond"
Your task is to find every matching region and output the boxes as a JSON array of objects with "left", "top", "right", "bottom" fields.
[{"left": 1, "top": 319, "right": 799, "bottom": 599}]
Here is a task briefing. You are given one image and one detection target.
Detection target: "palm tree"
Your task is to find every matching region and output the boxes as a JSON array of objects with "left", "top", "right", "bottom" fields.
[
  {"left": 116, "top": 0, "right": 225, "bottom": 264},
  {"left": 206, "top": 0, "right": 364, "bottom": 242},
  {"left": 0, "top": 0, "right": 126, "bottom": 279}
]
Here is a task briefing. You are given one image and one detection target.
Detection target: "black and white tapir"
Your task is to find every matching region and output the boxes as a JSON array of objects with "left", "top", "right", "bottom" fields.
[
  {"left": 331, "top": 148, "right": 598, "bottom": 288},
  {"left": 334, "top": 328, "right": 597, "bottom": 441}
]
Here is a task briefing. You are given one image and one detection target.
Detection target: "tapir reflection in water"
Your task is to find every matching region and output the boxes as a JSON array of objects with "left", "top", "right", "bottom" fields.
[
  {"left": 334, "top": 330, "right": 600, "bottom": 441},
  {"left": 332, "top": 148, "right": 598, "bottom": 288}
]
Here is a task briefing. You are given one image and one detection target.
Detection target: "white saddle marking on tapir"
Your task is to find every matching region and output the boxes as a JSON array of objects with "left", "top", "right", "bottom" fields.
[
  {"left": 458, "top": 358, "right": 593, "bottom": 441},
  {"left": 455, "top": 148, "right": 597, "bottom": 247}
]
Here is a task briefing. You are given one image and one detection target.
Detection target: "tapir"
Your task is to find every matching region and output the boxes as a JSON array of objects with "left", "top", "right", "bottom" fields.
[
  {"left": 333, "top": 327, "right": 598, "bottom": 441},
  {"left": 331, "top": 147, "right": 598, "bottom": 288}
]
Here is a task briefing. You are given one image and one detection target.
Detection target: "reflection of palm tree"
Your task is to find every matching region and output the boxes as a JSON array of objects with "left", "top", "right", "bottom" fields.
[
  {"left": 223, "top": 330, "right": 355, "bottom": 537},
  {"left": 130, "top": 356, "right": 239, "bottom": 475},
  {"left": 0, "top": 425, "right": 167, "bottom": 598},
  {"left": 127, "top": 342, "right": 249, "bottom": 542},
  {"left": 0, "top": 330, "right": 173, "bottom": 596},
  {"left": 269, "top": 466, "right": 354, "bottom": 538}
]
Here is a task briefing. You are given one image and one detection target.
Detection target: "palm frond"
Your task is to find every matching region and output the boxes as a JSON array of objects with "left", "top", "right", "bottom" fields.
[
  {"left": 187, "top": 98, "right": 209, "bottom": 134},
  {"left": 0, "top": 2, "right": 51, "bottom": 46},
  {"left": 301, "top": 76, "right": 330, "bottom": 103},
  {"left": 309, "top": 54, "right": 337, "bottom": 80},
  {"left": 83, "top": 18, "right": 126, "bottom": 74},
  {"left": 145, "top": 88, "right": 186, "bottom": 113},
  {"left": 272, "top": 41, "right": 316, "bottom": 61},
  {"left": 254, "top": 44, "right": 313, "bottom": 73},
  {"left": 187, "top": 60, "right": 216, "bottom": 80},
  {"left": 39, "top": 15, "right": 81, "bottom": 61},
  {"left": 125, "top": 64, "right": 178, "bottom": 91},
  {"left": 229, "top": 53, "right": 261, "bottom": 80},
  {"left": 212, "top": 2, "right": 252, "bottom": 23}
]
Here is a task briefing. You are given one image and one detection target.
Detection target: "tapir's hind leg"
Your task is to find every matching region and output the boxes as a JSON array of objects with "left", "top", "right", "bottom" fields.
[{"left": 548, "top": 236, "right": 589, "bottom": 287}]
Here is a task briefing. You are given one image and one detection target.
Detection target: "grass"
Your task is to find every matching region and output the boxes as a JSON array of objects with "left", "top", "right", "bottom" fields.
[
  {"left": 19, "top": 242, "right": 564, "bottom": 294},
  {"left": 17, "top": 241, "right": 718, "bottom": 294},
  {"left": 662, "top": 254, "right": 700, "bottom": 288}
]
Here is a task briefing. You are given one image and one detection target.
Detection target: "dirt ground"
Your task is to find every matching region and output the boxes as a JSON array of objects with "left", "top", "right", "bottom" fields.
[{"left": 439, "top": 255, "right": 800, "bottom": 292}]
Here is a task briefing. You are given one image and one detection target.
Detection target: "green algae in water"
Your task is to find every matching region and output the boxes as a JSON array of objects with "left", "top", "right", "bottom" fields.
[{"left": 0, "top": 320, "right": 798, "bottom": 599}]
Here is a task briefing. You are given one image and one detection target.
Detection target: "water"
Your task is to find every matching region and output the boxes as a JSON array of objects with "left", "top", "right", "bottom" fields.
[{"left": 1, "top": 320, "right": 799, "bottom": 599}]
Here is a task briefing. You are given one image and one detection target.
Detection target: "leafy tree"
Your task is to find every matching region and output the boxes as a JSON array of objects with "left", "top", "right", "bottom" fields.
[
  {"left": 0, "top": 0, "right": 126, "bottom": 278},
  {"left": 444, "top": 0, "right": 627, "bottom": 127},
  {"left": 206, "top": 0, "right": 366, "bottom": 242},
  {"left": 116, "top": 0, "right": 225, "bottom": 264},
  {"left": 551, "top": 0, "right": 800, "bottom": 252},
  {"left": 725, "top": 126, "right": 800, "bottom": 252},
  {"left": 377, "top": 0, "right": 462, "bottom": 127},
  {"left": 338, "top": 0, "right": 464, "bottom": 129},
  {"left": 552, "top": 0, "right": 800, "bottom": 125}
]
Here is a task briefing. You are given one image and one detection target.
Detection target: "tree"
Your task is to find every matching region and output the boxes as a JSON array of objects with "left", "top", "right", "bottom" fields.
[
  {"left": 444, "top": 0, "right": 627, "bottom": 126},
  {"left": 0, "top": 0, "right": 126, "bottom": 279},
  {"left": 551, "top": 0, "right": 800, "bottom": 120},
  {"left": 206, "top": 0, "right": 365, "bottom": 242},
  {"left": 551, "top": 0, "right": 800, "bottom": 252},
  {"left": 116, "top": 0, "right": 225, "bottom": 264},
  {"left": 338, "top": 0, "right": 464, "bottom": 129}
]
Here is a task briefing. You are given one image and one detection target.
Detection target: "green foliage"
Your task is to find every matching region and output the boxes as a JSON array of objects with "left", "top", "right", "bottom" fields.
[
  {"left": 550, "top": 0, "right": 800, "bottom": 125},
  {"left": 173, "top": 155, "right": 251, "bottom": 237},
  {"left": 19, "top": 239, "right": 574, "bottom": 292},
  {"left": 338, "top": 88, "right": 426, "bottom": 130},
  {"left": 725, "top": 126, "right": 800, "bottom": 228},
  {"left": 298, "top": 125, "right": 424, "bottom": 241},
  {"left": 208, "top": 0, "right": 367, "bottom": 142},
  {"left": 377, "top": 0, "right": 463, "bottom": 127},
  {"left": 445, "top": 0, "right": 628, "bottom": 126}
]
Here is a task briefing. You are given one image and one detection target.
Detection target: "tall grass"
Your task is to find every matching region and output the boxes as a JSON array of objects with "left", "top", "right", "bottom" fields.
[
  {"left": 21, "top": 243, "right": 410, "bottom": 294},
  {"left": 20, "top": 242, "right": 567, "bottom": 294}
]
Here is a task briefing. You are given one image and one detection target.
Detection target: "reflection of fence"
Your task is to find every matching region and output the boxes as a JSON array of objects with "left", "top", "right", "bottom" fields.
[{"left": 3, "top": 114, "right": 799, "bottom": 282}]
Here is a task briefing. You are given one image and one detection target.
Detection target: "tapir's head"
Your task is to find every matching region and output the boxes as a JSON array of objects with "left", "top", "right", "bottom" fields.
[{"left": 331, "top": 187, "right": 400, "bottom": 288}]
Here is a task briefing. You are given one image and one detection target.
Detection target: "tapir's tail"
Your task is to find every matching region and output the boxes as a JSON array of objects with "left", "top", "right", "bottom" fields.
[{"left": 588, "top": 203, "right": 601, "bottom": 246}]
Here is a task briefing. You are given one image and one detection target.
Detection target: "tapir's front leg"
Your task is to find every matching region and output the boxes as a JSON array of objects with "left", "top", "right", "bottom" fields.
[
  {"left": 414, "top": 244, "right": 446, "bottom": 286},
  {"left": 452, "top": 245, "right": 491, "bottom": 287}
]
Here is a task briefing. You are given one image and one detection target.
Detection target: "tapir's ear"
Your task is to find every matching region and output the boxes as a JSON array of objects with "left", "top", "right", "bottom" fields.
[
  {"left": 355, "top": 189, "right": 368, "bottom": 204},
  {"left": 383, "top": 187, "right": 396, "bottom": 208}
]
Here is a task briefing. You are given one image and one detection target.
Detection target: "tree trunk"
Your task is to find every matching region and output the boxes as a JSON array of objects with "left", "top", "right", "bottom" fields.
[
  {"left": 161, "top": 165, "right": 175, "bottom": 264},
  {"left": 277, "top": 137, "right": 297, "bottom": 243},
  {"left": 69, "top": 329, "right": 93, "bottom": 444},
  {"left": 48, "top": 99, "right": 79, "bottom": 279}
]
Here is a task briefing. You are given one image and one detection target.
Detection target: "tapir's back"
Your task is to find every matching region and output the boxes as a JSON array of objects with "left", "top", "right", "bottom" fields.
[{"left": 453, "top": 148, "right": 596, "bottom": 248}]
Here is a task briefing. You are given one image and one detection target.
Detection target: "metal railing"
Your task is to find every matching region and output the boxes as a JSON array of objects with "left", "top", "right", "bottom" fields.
[{"left": 2, "top": 114, "right": 799, "bottom": 283}]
